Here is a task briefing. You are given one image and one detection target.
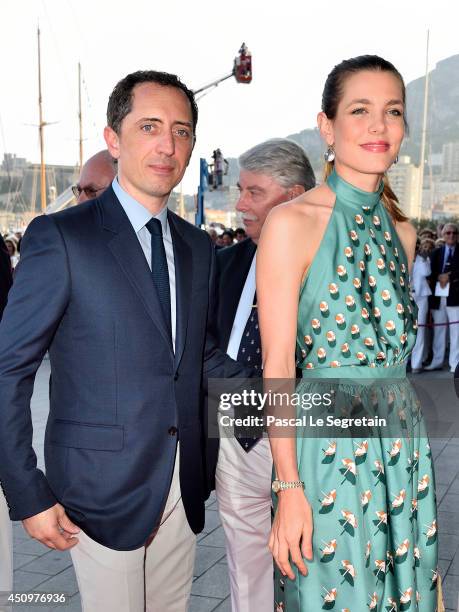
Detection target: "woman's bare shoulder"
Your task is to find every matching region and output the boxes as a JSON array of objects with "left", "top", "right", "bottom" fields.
[
  {"left": 394, "top": 219, "right": 417, "bottom": 252},
  {"left": 266, "top": 184, "right": 334, "bottom": 227},
  {"left": 395, "top": 219, "right": 417, "bottom": 241},
  {"left": 394, "top": 219, "right": 417, "bottom": 264}
]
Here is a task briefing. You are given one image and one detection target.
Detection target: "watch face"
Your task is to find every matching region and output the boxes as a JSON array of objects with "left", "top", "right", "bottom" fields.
[{"left": 272, "top": 480, "right": 280, "bottom": 493}]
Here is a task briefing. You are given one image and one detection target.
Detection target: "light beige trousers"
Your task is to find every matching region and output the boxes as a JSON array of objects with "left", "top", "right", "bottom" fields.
[
  {"left": 70, "top": 446, "right": 196, "bottom": 612},
  {"left": 215, "top": 428, "right": 274, "bottom": 612}
]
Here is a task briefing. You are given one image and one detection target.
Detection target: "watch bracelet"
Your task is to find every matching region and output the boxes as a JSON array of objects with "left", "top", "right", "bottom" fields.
[{"left": 281, "top": 480, "right": 304, "bottom": 490}]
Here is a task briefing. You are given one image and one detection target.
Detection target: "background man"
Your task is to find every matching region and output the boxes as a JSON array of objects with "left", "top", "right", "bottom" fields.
[
  {"left": 0, "top": 70, "right": 247, "bottom": 612},
  {"left": 426, "top": 222, "right": 459, "bottom": 373},
  {"left": 0, "top": 234, "right": 12, "bottom": 606},
  {"left": 234, "top": 227, "right": 247, "bottom": 242},
  {"left": 220, "top": 229, "right": 235, "bottom": 247},
  {"left": 213, "top": 139, "right": 315, "bottom": 611},
  {"left": 72, "top": 149, "right": 117, "bottom": 204}
]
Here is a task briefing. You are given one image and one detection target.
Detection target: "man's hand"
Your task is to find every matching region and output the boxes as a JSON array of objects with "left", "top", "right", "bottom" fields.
[
  {"left": 439, "top": 272, "right": 450, "bottom": 288},
  {"left": 22, "top": 503, "right": 80, "bottom": 551}
]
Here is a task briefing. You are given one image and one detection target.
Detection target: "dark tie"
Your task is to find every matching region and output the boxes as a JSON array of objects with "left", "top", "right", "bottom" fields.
[
  {"left": 443, "top": 247, "right": 453, "bottom": 273},
  {"left": 235, "top": 292, "right": 262, "bottom": 452},
  {"left": 145, "top": 218, "right": 171, "bottom": 335}
]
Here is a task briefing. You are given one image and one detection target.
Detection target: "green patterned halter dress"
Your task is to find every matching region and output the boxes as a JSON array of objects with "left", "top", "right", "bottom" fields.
[{"left": 274, "top": 170, "right": 439, "bottom": 612}]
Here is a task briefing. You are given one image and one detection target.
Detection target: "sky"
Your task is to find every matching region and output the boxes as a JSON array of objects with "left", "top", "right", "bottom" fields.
[{"left": 1, "top": 0, "right": 458, "bottom": 194}]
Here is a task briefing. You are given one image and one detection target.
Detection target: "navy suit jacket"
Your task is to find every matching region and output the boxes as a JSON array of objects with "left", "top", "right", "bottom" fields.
[
  {"left": 0, "top": 235, "right": 12, "bottom": 319},
  {"left": 428, "top": 245, "right": 459, "bottom": 309},
  {"left": 0, "top": 187, "right": 247, "bottom": 550}
]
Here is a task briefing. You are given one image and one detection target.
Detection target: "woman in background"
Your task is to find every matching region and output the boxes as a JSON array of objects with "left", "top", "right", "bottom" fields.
[
  {"left": 410, "top": 239, "right": 432, "bottom": 373},
  {"left": 4, "top": 235, "right": 19, "bottom": 270}
]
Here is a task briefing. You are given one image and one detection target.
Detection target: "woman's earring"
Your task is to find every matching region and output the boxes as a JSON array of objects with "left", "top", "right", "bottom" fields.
[
  {"left": 393, "top": 155, "right": 399, "bottom": 165},
  {"left": 324, "top": 145, "right": 335, "bottom": 162}
]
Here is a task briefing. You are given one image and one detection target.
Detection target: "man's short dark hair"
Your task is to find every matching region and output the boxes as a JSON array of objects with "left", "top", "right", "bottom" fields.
[{"left": 107, "top": 70, "right": 198, "bottom": 135}]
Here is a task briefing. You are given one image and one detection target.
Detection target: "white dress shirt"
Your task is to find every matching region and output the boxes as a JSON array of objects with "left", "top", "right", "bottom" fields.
[
  {"left": 112, "top": 178, "right": 176, "bottom": 350},
  {"left": 226, "top": 252, "right": 257, "bottom": 360}
]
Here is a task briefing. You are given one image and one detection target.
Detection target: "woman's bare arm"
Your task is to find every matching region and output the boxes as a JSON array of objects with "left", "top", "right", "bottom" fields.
[
  {"left": 257, "top": 204, "right": 307, "bottom": 479},
  {"left": 395, "top": 220, "right": 417, "bottom": 274},
  {"left": 257, "top": 203, "right": 313, "bottom": 579}
]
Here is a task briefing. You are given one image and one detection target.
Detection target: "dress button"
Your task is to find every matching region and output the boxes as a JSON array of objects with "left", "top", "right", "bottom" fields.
[{"left": 168, "top": 426, "right": 178, "bottom": 436}]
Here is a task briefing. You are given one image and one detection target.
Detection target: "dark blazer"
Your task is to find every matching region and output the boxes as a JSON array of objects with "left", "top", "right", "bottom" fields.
[
  {"left": 428, "top": 245, "right": 459, "bottom": 309},
  {"left": 205, "top": 239, "right": 257, "bottom": 490},
  {"left": 0, "top": 235, "right": 12, "bottom": 319},
  {"left": 0, "top": 187, "right": 247, "bottom": 551}
]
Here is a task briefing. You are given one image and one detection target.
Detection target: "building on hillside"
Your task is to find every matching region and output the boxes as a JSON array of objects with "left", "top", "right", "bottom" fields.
[
  {"left": 388, "top": 155, "right": 422, "bottom": 218},
  {"left": 442, "top": 142, "right": 459, "bottom": 181}
]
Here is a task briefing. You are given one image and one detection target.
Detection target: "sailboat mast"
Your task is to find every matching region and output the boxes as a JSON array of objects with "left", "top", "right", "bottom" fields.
[
  {"left": 37, "top": 25, "right": 47, "bottom": 213},
  {"left": 78, "top": 63, "right": 83, "bottom": 170},
  {"left": 418, "top": 29, "right": 430, "bottom": 221}
]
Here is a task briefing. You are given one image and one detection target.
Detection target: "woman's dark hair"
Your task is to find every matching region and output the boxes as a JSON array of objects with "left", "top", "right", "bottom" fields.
[
  {"left": 322, "top": 55, "right": 408, "bottom": 223},
  {"left": 107, "top": 70, "right": 198, "bottom": 136}
]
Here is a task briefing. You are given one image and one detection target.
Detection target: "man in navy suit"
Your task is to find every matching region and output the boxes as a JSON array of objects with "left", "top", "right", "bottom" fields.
[
  {"left": 425, "top": 223, "right": 459, "bottom": 373},
  {"left": 0, "top": 71, "right": 248, "bottom": 612}
]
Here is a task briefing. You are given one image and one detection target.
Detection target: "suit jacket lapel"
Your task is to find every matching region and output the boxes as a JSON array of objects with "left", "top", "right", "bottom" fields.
[
  {"left": 100, "top": 187, "right": 174, "bottom": 353},
  {"left": 168, "top": 211, "right": 192, "bottom": 369}
]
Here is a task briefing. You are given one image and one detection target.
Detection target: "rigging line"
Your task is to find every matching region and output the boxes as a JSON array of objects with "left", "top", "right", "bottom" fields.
[
  {"left": 65, "top": 0, "right": 90, "bottom": 62},
  {"left": 39, "top": 0, "right": 75, "bottom": 116},
  {"left": 64, "top": 0, "right": 99, "bottom": 143},
  {"left": 81, "top": 74, "right": 98, "bottom": 134},
  {"left": 65, "top": 0, "right": 98, "bottom": 134}
]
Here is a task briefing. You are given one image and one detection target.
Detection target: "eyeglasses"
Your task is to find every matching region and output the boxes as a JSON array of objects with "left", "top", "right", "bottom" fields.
[
  {"left": 71, "top": 185, "right": 106, "bottom": 199},
  {"left": 444, "top": 231, "right": 458, "bottom": 236}
]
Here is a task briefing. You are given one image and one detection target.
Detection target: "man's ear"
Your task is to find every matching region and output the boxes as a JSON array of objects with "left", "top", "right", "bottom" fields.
[
  {"left": 288, "top": 184, "right": 306, "bottom": 200},
  {"left": 104, "top": 126, "right": 120, "bottom": 160},
  {"left": 317, "top": 111, "right": 334, "bottom": 147}
]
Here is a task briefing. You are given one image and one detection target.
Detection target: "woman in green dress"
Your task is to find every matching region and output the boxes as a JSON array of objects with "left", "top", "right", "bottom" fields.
[{"left": 257, "top": 56, "right": 439, "bottom": 611}]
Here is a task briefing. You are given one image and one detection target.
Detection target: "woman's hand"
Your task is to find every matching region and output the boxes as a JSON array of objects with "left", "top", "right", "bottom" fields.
[{"left": 269, "top": 489, "right": 313, "bottom": 579}]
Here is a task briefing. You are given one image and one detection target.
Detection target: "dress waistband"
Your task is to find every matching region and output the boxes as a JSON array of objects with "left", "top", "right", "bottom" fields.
[{"left": 300, "top": 363, "right": 407, "bottom": 380}]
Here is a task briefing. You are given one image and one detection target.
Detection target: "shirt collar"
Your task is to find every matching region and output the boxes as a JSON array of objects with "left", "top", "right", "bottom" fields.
[{"left": 112, "top": 177, "right": 168, "bottom": 236}]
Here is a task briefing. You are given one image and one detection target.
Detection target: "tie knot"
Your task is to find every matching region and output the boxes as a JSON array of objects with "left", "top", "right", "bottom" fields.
[{"left": 146, "top": 217, "right": 163, "bottom": 236}]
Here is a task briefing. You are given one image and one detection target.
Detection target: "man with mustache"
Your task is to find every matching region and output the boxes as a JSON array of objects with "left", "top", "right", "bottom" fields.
[
  {"left": 212, "top": 139, "right": 315, "bottom": 611},
  {"left": 0, "top": 70, "right": 250, "bottom": 612},
  {"left": 425, "top": 222, "right": 459, "bottom": 373}
]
